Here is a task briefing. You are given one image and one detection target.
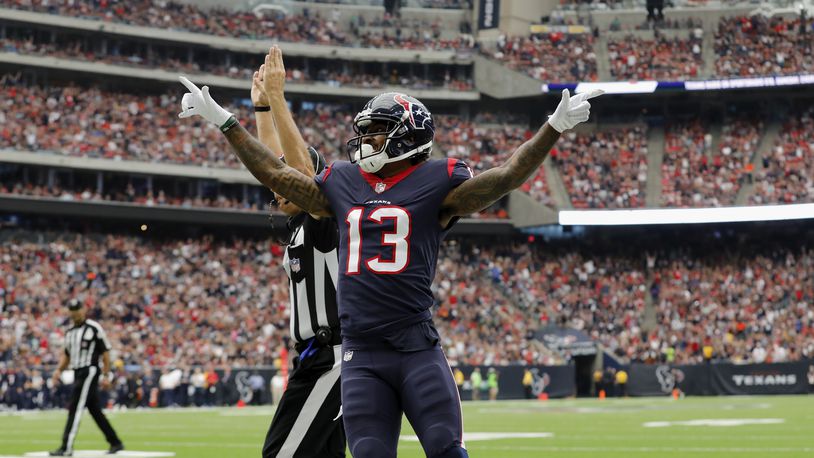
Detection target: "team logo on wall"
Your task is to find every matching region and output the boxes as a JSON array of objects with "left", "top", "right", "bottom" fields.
[
  {"left": 655, "top": 365, "right": 685, "bottom": 393},
  {"left": 530, "top": 368, "right": 551, "bottom": 396},
  {"left": 234, "top": 371, "right": 253, "bottom": 403}
]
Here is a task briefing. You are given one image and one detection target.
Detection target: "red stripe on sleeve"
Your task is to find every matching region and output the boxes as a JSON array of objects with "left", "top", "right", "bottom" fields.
[{"left": 447, "top": 158, "right": 457, "bottom": 178}]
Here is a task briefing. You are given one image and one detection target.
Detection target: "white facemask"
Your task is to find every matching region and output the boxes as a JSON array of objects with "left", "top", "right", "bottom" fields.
[{"left": 355, "top": 143, "right": 388, "bottom": 174}]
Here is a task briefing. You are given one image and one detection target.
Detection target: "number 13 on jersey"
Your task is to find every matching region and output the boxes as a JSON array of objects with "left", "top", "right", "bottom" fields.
[{"left": 346, "top": 206, "right": 411, "bottom": 275}]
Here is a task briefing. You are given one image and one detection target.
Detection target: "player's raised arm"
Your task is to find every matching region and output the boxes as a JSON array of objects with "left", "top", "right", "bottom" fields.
[
  {"left": 262, "top": 46, "right": 315, "bottom": 178},
  {"left": 177, "top": 76, "right": 332, "bottom": 217},
  {"left": 439, "top": 89, "right": 602, "bottom": 222},
  {"left": 252, "top": 65, "right": 284, "bottom": 156}
]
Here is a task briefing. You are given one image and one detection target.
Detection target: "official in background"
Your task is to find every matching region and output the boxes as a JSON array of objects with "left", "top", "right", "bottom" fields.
[
  {"left": 252, "top": 46, "right": 345, "bottom": 457},
  {"left": 50, "top": 300, "right": 124, "bottom": 456}
]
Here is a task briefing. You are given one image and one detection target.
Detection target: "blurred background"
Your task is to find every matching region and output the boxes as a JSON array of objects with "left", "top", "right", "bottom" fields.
[{"left": 1, "top": 0, "right": 813, "bottom": 417}]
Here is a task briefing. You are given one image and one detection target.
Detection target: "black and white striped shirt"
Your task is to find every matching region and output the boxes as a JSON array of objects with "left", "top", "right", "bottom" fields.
[
  {"left": 63, "top": 319, "right": 111, "bottom": 370},
  {"left": 283, "top": 214, "right": 340, "bottom": 343}
]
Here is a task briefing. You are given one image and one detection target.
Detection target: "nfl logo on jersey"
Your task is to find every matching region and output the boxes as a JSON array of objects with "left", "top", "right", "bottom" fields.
[
  {"left": 290, "top": 258, "right": 301, "bottom": 273},
  {"left": 375, "top": 182, "right": 387, "bottom": 194}
]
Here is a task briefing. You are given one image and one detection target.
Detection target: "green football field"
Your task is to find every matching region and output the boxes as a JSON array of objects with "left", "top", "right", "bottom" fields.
[{"left": 1, "top": 396, "right": 813, "bottom": 457}]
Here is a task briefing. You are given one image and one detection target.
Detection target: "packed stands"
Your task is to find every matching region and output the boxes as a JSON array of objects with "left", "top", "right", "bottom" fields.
[
  {"left": 483, "top": 33, "right": 598, "bottom": 83},
  {"left": 648, "top": 248, "right": 814, "bottom": 365},
  {"left": 661, "top": 117, "right": 761, "bottom": 207},
  {"left": 0, "top": 0, "right": 474, "bottom": 51},
  {"left": 0, "top": 179, "right": 268, "bottom": 212},
  {"left": 3, "top": 229, "right": 814, "bottom": 409},
  {"left": 552, "top": 127, "right": 649, "bottom": 209},
  {"left": 607, "top": 34, "right": 703, "bottom": 80},
  {"left": 0, "top": 37, "right": 473, "bottom": 91},
  {"left": 751, "top": 107, "right": 814, "bottom": 205},
  {"left": 0, "top": 81, "right": 348, "bottom": 169},
  {"left": 467, "top": 240, "right": 814, "bottom": 365},
  {"left": 714, "top": 16, "right": 814, "bottom": 78},
  {"left": 0, "top": 82, "right": 249, "bottom": 168}
]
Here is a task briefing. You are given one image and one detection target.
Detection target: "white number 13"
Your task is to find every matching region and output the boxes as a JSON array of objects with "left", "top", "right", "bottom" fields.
[{"left": 346, "top": 206, "right": 411, "bottom": 275}]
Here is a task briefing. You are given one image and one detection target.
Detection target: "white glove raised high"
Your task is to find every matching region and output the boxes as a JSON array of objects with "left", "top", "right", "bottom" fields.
[
  {"left": 178, "top": 76, "right": 234, "bottom": 130},
  {"left": 547, "top": 88, "right": 604, "bottom": 133}
]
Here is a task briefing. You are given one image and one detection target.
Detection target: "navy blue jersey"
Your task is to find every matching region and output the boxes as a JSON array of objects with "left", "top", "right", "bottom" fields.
[{"left": 314, "top": 158, "right": 472, "bottom": 342}]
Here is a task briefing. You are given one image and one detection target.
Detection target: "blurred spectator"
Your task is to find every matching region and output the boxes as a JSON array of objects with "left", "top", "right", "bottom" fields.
[
  {"left": 662, "top": 117, "right": 762, "bottom": 207},
  {"left": 752, "top": 107, "right": 814, "bottom": 205},
  {"left": 553, "top": 127, "right": 649, "bottom": 209},
  {"left": 608, "top": 33, "right": 703, "bottom": 80},
  {"left": 0, "top": 0, "right": 474, "bottom": 51},
  {"left": 0, "top": 36, "right": 474, "bottom": 92},
  {"left": 483, "top": 33, "right": 598, "bottom": 83},
  {"left": 715, "top": 16, "right": 814, "bottom": 78}
]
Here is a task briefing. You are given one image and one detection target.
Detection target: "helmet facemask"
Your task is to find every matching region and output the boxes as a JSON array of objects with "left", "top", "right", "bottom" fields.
[{"left": 347, "top": 113, "right": 432, "bottom": 174}]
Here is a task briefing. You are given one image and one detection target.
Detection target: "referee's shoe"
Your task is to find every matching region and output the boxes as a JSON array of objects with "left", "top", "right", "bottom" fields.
[{"left": 49, "top": 443, "right": 124, "bottom": 455}]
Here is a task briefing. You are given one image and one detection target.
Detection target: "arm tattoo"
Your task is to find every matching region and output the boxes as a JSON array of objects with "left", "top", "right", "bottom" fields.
[
  {"left": 442, "top": 123, "right": 560, "bottom": 218},
  {"left": 224, "top": 123, "right": 332, "bottom": 217}
]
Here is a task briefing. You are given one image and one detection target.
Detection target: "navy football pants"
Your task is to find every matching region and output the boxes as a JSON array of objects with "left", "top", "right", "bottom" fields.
[{"left": 340, "top": 345, "right": 466, "bottom": 458}]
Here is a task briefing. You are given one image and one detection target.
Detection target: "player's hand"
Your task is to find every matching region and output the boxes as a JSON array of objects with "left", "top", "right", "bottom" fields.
[
  {"left": 51, "top": 371, "right": 61, "bottom": 386},
  {"left": 262, "top": 45, "right": 286, "bottom": 99},
  {"left": 547, "top": 88, "right": 604, "bottom": 133},
  {"left": 251, "top": 66, "right": 270, "bottom": 107},
  {"left": 100, "top": 378, "right": 112, "bottom": 391},
  {"left": 177, "top": 76, "right": 234, "bottom": 129}
]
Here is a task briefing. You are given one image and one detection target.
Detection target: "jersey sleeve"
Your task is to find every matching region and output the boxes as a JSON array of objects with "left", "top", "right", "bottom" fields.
[
  {"left": 314, "top": 161, "right": 352, "bottom": 216},
  {"left": 313, "top": 163, "right": 334, "bottom": 189},
  {"left": 95, "top": 324, "right": 112, "bottom": 353},
  {"left": 447, "top": 158, "right": 473, "bottom": 190}
]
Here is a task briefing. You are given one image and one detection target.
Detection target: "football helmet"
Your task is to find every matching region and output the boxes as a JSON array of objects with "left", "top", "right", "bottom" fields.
[{"left": 346, "top": 92, "right": 434, "bottom": 173}]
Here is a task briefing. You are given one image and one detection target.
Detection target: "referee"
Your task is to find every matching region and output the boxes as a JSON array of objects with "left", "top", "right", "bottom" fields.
[
  {"left": 250, "top": 47, "right": 344, "bottom": 457},
  {"left": 50, "top": 300, "right": 124, "bottom": 456}
]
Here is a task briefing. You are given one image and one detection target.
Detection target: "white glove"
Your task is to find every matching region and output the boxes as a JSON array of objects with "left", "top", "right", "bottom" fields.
[
  {"left": 178, "top": 76, "right": 234, "bottom": 129},
  {"left": 547, "top": 88, "right": 604, "bottom": 133}
]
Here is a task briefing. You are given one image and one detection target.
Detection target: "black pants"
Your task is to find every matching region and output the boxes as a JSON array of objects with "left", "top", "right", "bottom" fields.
[
  {"left": 60, "top": 366, "right": 121, "bottom": 452},
  {"left": 262, "top": 345, "right": 345, "bottom": 458}
]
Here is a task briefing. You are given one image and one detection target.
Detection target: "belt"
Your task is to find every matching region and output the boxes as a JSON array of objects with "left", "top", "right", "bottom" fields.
[{"left": 295, "top": 327, "right": 342, "bottom": 360}]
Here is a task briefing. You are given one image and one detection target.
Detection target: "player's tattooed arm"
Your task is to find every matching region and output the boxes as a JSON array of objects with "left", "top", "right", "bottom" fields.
[
  {"left": 439, "top": 89, "right": 601, "bottom": 225},
  {"left": 224, "top": 124, "right": 333, "bottom": 217},
  {"left": 439, "top": 123, "right": 560, "bottom": 224}
]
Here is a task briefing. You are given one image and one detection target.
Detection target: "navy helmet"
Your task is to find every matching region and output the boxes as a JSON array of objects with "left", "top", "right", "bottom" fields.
[{"left": 346, "top": 92, "right": 434, "bottom": 173}]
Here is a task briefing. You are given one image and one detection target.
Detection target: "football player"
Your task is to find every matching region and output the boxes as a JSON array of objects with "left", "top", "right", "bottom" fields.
[{"left": 178, "top": 75, "right": 601, "bottom": 458}]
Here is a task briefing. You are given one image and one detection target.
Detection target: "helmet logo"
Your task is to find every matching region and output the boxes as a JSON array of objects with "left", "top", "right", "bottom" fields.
[{"left": 394, "top": 94, "right": 416, "bottom": 128}]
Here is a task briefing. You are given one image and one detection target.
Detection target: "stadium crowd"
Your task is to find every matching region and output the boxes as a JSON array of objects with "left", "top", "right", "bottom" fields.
[
  {"left": 0, "top": 37, "right": 474, "bottom": 91},
  {"left": 5, "top": 2, "right": 814, "bottom": 82},
  {"left": 607, "top": 33, "right": 703, "bottom": 80},
  {"left": 646, "top": 247, "right": 814, "bottom": 365},
  {"left": 483, "top": 33, "right": 598, "bottom": 83},
  {"left": 551, "top": 127, "right": 649, "bottom": 209},
  {"left": 3, "top": 229, "right": 813, "bottom": 408},
  {"left": 714, "top": 16, "right": 814, "bottom": 78},
  {"left": 661, "top": 117, "right": 761, "bottom": 207},
  {"left": 0, "top": 0, "right": 474, "bottom": 51},
  {"left": 752, "top": 107, "right": 814, "bottom": 205},
  {"left": 0, "top": 180, "right": 269, "bottom": 212}
]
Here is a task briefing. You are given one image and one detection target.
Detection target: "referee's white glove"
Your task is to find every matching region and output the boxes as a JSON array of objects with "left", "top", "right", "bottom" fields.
[
  {"left": 547, "top": 88, "right": 604, "bottom": 133},
  {"left": 178, "top": 76, "right": 235, "bottom": 130}
]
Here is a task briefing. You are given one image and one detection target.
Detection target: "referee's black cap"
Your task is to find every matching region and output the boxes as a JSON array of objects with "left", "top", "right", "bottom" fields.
[{"left": 66, "top": 299, "right": 82, "bottom": 311}]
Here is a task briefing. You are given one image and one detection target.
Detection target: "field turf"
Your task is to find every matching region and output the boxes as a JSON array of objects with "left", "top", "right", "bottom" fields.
[{"left": 1, "top": 395, "right": 813, "bottom": 457}]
